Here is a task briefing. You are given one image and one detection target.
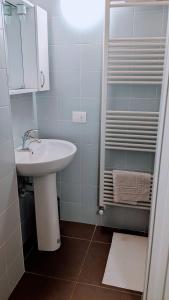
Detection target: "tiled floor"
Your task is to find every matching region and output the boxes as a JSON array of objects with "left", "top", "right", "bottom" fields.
[{"left": 9, "top": 222, "right": 143, "bottom": 300}]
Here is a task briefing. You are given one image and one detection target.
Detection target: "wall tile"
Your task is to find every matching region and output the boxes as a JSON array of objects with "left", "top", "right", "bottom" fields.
[
  {"left": 0, "top": 245, "right": 6, "bottom": 278},
  {"left": 7, "top": 249, "right": 24, "bottom": 295},
  {"left": 107, "top": 150, "right": 127, "bottom": 170},
  {"left": 161, "top": 7, "right": 168, "bottom": 35},
  {"left": 0, "top": 273, "right": 10, "bottom": 300},
  {"left": 4, "top": 226, "right": 23, "bottom": 270},
  {"left": 49, "top": 45, "right": 81, "bottom": 72},
  {"left": 108, "top": 85, "right": 132, "bottom": 99},
  {"left": 0, "top": 106, "right": 13, "bottom": 142},
  {"left": 0, "top": 70, "right": 9, "bottom": 107},
  {"left": 0, "top": 3, "right": 3, "bottom": 29},
  {"left": 38, "top": 119, "right": 62, "bottom": 139},
  {"left": 61, "top": 145, "right": 81, "bottom": 184},
  {"left": 101, "top": 206, "right": 150, "bottom": 232},
  {"left": 0, "top": 201, "right": 20, "bottom": 246},
  {"left": 0, "top": 7, "right": 24, "bottom": 297},
  {"left": 129, "top": 98, "right": 160, "bottom": 112},
  {"left": 48, "top": 71, "right": 81, "bottom": 98},
  {"left": 0, "top": 140, "right": 15, "bottom": 181},
  {"left": 107, "top": 97, "right": 130, "bottom": 111},
  {"left": 81, "top": 185, "right": 99, "bottom": 224},
  {"left": 131, "top": 85, "right": 159, "bottom": 99},
  {"left": 81, "top": 122, "right": 100, "bottom": 145},
  {"left": 59, "top": 121, "right": 82, "bottom": 144},
  {"left": 81, "top": 71, "right": 101, "bottom": 98},
  {"left": 36, "top": 96, "right": 60, "bottom": 121},
  {"left": 0, "top": 29, "right": 6, "bottom": 68},
  {"left": 125, "top": 152, "right": 155, "bottom": 173},
  {"left": 81, "top": 98, "right": 101, "bottom": 123},
  {"left": 60, "top": 202, "right": 82, "bottom": 223},
  {"left": 80, "top": 44, "right": 102, "bottom": 72},
  {"left": 61, "top": 182, "right": 81, "bottom": 203},
  {"left": 133, "top": 8, "right": 164, "bottom": 37},
  {"left": 48, "top": 16, "right": 81, "bottom": 45},
  {"left": 80, "top": 20, "right": 103, "bottom": 44},
  {"left": 110, "top": 8, "right": 134, "bottom": 38},
  {"left": 81, "top": 144, "right": 99, "bottom": 186},
  {"left": 0, "top": 171, "right": 18, "bottom": 215},
  {"left": 59, "top": 97, "right": 81, "bottom": 121},
  {"left": 10, "top": 94, "right": 35, "bottom": 147}
]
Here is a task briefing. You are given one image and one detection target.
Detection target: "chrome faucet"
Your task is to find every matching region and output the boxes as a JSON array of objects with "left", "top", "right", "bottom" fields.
[{"left": 22, "top": 129, "right": 41, "bottom": 150}]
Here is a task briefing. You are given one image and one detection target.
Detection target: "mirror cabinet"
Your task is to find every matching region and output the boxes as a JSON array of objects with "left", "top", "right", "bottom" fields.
[{"left": 3, "top": 0, "right": 49, "bottom": 95}]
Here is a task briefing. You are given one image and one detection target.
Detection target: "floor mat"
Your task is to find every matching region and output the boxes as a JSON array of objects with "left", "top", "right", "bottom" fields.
[{"left": 102, "top": 233, "right": 148, "bottom": 292}]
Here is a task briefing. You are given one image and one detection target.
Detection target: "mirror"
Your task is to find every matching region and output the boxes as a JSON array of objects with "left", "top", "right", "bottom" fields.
[
  {"left": 3, "top": 2, "right": 25, "bottom": 90},
  {"left": 3, "top": 1, "right": 49, "bottom": 94}
]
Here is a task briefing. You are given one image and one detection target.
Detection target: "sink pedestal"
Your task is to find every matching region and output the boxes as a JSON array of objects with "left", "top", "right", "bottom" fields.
[{"left": 34, "top": 173, "right": 61, "bottom": 251}]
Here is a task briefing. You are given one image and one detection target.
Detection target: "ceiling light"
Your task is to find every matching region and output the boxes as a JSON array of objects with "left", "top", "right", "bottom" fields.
[{"left": 60, "top": 0, "right": 103, "bottom": 30}]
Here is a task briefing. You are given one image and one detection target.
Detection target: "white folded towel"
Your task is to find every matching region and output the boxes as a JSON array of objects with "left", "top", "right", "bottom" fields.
[{"left": 112, "top": 170, "right": 152, "bottom": 204}]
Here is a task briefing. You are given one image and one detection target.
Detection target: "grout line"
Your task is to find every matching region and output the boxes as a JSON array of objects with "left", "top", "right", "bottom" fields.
[
  {"left": 26, "top": 271, "right": 142, "bottom": 297},
  {"left": 61, "top": 235, "right": 93, "bottom": 242},
  {"left": 90, "top": 240, "right": 111, "bottom": 245},
  {"left": 69, "top": 225, "right": 97, "bottom": 300},
  {"left": 25, "top": 271, "right": 76, "bottom": 284},
  {"left": 61, "top": 234, "right": 111, "bottom": 244},
  {"left": 25, "top": 225, "right": 145, "bottom": 298},
  {"left": 76, "top": 281, "right": 142, "bottom": 297},
  {"left": 76, "top": 226, "right": 97, "bottom": 280},
  {"left": 69, "top": 281, "right": 78, "bottom": 300}
]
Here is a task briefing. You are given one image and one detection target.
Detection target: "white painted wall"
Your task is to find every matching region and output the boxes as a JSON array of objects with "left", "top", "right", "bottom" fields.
[{"left": 0, "top": 2, "right": 24, "bottom": 299}]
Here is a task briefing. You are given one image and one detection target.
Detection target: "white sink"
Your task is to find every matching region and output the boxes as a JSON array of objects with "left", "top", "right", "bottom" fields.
[
  {"left": 15, "top": 139, "right": 77, "bottom": 252},
  {"left": 15, "top": 139, "right": 77, "bottom": 177}
]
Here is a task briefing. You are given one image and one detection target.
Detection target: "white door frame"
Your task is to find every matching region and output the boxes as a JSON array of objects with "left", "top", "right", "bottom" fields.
[{"left": 143, "top": 9, "right": 169, "bottom": 300}]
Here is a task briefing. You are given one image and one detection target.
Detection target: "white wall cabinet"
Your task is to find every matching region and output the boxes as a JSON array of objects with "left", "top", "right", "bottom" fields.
[
  {"left": 35, "top": 6, "right": 49, "bottom": 91},
  {"left": 3, "top": 0, "right": 49, "bottom": 95}
]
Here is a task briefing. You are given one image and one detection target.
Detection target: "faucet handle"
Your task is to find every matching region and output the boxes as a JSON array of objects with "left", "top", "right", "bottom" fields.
[{"left": 23, "top": 129, "right": 39, "bottom": 139}]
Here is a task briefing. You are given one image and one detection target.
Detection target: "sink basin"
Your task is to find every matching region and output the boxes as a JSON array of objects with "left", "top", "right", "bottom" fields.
[
  {"left": 15, "top": 139, "right": 77, "bottom": 177},
  {"left": 15, "top": 139, "right": 77, "bottom": 252}
]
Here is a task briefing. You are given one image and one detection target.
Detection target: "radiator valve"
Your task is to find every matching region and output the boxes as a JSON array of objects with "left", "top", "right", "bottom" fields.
[{"left": 98, "top": 208, "right": 104, "bottom": 215}]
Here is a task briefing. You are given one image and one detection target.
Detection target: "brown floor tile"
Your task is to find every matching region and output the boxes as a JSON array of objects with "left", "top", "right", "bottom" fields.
[
  {"left": 71, "top": 284, "right": 141, "bottom": 300},
  {"left": 26, "top": 237, "right": 89, "bottom": 281},
  {"left": 9, "top": 273, "right": 75, "bottom": 300},
  {"left": 93, "top": 226, "right": 113, "bottom": 243},
  {"left": 60, "top": 221, "right": 95, "bottom": 240},
  {"left": 78, "top": 242, "right": 110, "bottom": 285}
]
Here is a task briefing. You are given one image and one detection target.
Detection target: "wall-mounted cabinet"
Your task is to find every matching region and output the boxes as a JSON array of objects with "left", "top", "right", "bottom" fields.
[{"left": 3, "top": 0, "right": 49, "bottom": 95}]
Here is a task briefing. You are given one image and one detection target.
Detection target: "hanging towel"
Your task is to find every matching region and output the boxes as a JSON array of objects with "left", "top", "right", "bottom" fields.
[{"left": 112, "top": 170, "right": 152, "bottom": 204}]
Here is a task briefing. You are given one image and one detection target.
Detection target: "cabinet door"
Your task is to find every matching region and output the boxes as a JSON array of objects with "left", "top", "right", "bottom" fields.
[{"left": 36, "top": 6, "right": 49, "bottom": 91}]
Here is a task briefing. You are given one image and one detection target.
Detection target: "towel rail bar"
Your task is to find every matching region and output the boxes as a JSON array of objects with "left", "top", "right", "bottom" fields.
[
  {"left": 102, "top": 170, "right": 153, "bottom": 209},
  {"left": 109, "top": 1, "right": 169, "bottom": 8}
]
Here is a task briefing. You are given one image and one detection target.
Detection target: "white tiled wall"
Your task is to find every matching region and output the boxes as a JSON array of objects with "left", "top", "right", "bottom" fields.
[
  {"left": 10, "top": 94, "right": 36, "bottom": 147},
  {"left": 30, "top": 1, "right": 167, "bottom": 231},
  {"left": 9, "top": 93, "right": 37, "bottom": 244},
  {"left": 0, "top": 2, "right": 24, "bottom": 299}
]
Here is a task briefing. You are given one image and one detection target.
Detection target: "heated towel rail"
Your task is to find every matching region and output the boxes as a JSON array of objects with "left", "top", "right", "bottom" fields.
[{"left": 99, "top": 0, "right": 168, "bottom": 212}]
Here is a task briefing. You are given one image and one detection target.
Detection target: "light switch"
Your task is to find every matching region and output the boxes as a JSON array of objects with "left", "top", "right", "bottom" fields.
[{"left": 72, "top": 111, "right": 87, "bottom": 123}]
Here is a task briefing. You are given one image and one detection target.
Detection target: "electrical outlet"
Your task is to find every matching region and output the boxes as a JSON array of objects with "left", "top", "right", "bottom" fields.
[{"left": 72, "top": 111, "right": 87, "bottom": 123}]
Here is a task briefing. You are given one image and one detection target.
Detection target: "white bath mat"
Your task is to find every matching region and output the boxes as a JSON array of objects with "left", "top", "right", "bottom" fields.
[{"left": 102, "top": 233, "right": 148, "bottom": 292}]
